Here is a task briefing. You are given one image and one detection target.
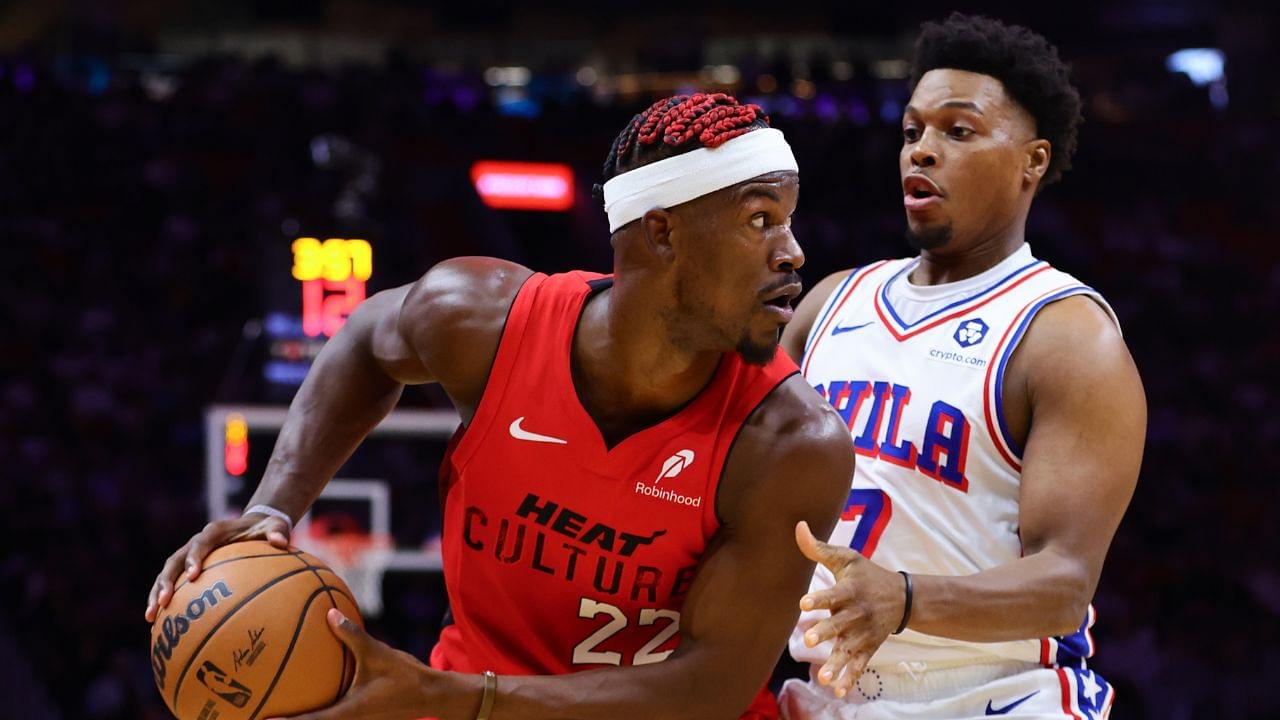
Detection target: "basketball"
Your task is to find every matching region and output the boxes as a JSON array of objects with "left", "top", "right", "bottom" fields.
[{"left": 149, "top": 541, "right": 361, "bottom": 720}]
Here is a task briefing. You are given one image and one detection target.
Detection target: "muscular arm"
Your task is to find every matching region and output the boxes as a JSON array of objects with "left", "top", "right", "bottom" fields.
[
  {"left": 797, "top": 296, "right": 1146, "bottom": 694},
  {"left": 904, "top": 296, "right": 1146, "bottom": 640},
  {"left": 246, "top": 257, "right": 533, "bottom": 522},
  {"left": 145, "top": 257, "right": 533, "bottom": 621},
  {"left": 781, "top": 270, "right": 853, "bottom": 363},
  {"left": 427, "top": 377, "right": 854, "bottom": 720}
]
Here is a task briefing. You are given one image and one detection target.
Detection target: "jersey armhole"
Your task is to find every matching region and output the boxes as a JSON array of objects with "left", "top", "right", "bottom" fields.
[
  {"left": 801, "top": 268, "right": 858, "bottom": 362},
  {"left": 706, "top": 369, "right": 800, "bottom": 538},
  {"left": 447, "top": 272, "right": 545, "bottom": 473},
  {"left": 984, "top": 287, "right": 1118, "bottom": 469},
  {"left": 800, "top": 260, "right": 895, "bottom": 377}
]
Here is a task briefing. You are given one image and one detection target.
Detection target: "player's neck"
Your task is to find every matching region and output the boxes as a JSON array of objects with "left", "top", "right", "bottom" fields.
[
  {"left": 912, "top": 225, "right": 1027, "bottom": 287},
  {"left": 571, "top": 285, "right": 721, "bottom": 441}
]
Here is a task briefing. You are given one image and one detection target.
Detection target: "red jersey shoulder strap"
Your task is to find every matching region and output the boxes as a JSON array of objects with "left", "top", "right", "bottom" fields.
[
  {"left": 700, "top": 349, "right": 800, "bottom": 537},
  {"left": 448, "top": 270, "right": 608, "bottom": 472}
]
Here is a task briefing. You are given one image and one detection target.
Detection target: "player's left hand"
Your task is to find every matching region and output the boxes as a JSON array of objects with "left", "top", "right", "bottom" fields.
[
  {"left": 794, "top": 521, "right": 906, "bottom": 698},
  {"left": 268, "top": 608, "right": 432, "bottom": 720}
]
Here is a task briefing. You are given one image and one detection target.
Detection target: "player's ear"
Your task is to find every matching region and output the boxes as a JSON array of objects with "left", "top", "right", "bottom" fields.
[
  {"left": 640, "top": 208, "right": 676, "bottom": 264},
  {"left": 1023, "top": 139, "right": 1051, "bottom": 188}
]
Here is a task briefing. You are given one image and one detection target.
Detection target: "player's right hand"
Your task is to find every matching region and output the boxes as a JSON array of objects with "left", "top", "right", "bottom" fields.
[
  {"left": 794, "top": 520, "right": 905, "bottom": 697},
  {"left": 144, "top": 513, "right": 291, "bottom": 623}
]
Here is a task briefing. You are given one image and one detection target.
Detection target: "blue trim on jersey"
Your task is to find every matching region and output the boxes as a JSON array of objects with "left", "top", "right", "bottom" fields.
[
  {"left": 879, "top": 258, "right": 1045, "bottom": 331},
  {"left": 992, "top": 286, "right": 1096, "bottom": 458},
  {"left": 1056, "top": 619, "right": 1093, "bottom": 668},
  {"left": 1067, "top": 667, "right": 1112, "bottom": 719},
  {"left": 802, "top": 267, "right": 861, "bottom": 360}
]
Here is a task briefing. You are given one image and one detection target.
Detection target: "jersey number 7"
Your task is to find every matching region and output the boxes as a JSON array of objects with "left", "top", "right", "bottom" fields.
[{"left": 843, "top": 488, "right": 892, "bottom": 557}]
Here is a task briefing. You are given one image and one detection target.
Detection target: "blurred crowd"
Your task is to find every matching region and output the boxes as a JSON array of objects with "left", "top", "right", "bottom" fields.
[{"left": 1, "top": 36, "right": 1278, "bottom": 720}]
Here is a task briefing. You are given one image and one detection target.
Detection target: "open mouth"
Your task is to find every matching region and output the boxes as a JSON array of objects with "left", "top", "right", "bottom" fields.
[
  {"left": 903, "top": 174, "right": 943, "bottom": 202},
  {"left": 760, "top": 282, "right": 801, "bottom": 321},
  {"left": 903, "top": 175, "right": 944, "bottom": 211},
  {"left": 761, "top": 282, "right": 801, "bottom": 308}
]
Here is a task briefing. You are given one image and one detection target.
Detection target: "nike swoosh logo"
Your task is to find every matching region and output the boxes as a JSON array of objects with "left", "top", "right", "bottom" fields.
[
  {"left": 832, "top": 321, "right": 873, "bottom": 336},
  {"left": 986, "top": 691, "right": 1039, "bottom": 715},
  {"left": 509, "top": 417, "right": 568, "bottom": 445}
]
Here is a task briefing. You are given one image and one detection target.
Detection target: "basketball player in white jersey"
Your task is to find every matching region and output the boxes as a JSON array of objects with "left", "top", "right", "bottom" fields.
[{"left": 777, "top": 14, "right": 1146, "bottom": 720}]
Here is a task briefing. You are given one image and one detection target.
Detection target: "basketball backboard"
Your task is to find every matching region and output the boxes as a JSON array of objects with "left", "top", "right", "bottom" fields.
[{"left": 205, "top": 405, "right": 459, "bottom": 615}]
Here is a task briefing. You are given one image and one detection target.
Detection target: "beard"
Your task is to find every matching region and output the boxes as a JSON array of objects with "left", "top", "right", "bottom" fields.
[
  {"left": 735, "top": 327, "right": 782, "bottom": 366},
  {"left": 906, "top": 221, "right": 954, "bottom": 250},
  {"left": 668, "top": 271, "right": 785, "bottom": 366}
]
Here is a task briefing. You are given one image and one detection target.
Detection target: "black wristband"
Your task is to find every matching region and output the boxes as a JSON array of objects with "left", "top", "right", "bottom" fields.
[{"left": 893, "top": 571, "right": 913, "bottom": 635}]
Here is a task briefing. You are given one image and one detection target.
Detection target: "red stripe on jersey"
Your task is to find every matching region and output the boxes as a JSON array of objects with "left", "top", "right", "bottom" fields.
[
  {"left": 980, "top": 294, "right": 1044, "bottom": 473},
  {"left": 872, "top": 265, "right": 1052, "bottom": 342},
  {"left": 802, "top": 261, "right": 890, "bottom": 377},
  {"left": 1056, "top": 668, "right": 1085, "bottom": 720}
]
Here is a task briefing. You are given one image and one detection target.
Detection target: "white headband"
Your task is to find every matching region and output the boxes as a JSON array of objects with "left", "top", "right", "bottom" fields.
[{"left": 601, "top": 127, "right": 798, "bottom": 232}]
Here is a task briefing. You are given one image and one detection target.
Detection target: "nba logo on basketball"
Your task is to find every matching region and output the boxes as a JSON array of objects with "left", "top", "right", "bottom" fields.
[{"left": 953, "top": 318, "right": 989, "bottom": 348}]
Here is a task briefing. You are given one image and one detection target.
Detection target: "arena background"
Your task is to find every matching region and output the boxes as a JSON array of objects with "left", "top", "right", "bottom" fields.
[{"left": 2, "top": 1, "right": 1278, "bottom": 718}]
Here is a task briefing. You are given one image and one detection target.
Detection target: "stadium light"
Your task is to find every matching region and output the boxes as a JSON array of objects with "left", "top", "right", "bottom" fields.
[
  {"left": 1166, "top": 48, "right": 1225, "bottom": 87},
  {"left": 471, "top": 161, "right": 575, "bottom": 211}
]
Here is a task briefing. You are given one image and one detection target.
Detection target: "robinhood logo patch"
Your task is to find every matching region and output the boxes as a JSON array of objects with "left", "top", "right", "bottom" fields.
[
  {"left": 637, "top": 449, "right": 701, "bottom": 507},
  {"left": 655, "top": 449, "right": 694, "bottom": 482}
]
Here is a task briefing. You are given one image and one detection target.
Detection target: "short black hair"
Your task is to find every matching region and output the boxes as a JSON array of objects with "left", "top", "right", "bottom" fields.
[{"left": 911, "top": 12, "right": 1083, "bottom": 188}]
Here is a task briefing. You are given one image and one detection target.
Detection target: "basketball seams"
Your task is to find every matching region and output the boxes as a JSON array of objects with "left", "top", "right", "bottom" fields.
[
  {"left": 288, "top": 551, "right": 357, "bottom": 705},
  {"left": 171, "top": 549, "right": 303, "bottom": 596},
  {"left": 246, "top": 584, "right": 356, "bottom": 720},
  {"left": 337, "top": 637, "right": 351, "bottom": 704},
  {"left": 160, "top": 546, "right": 362, "bottom": 717},
  {"left": 170, "top": 566, "right": 316, "bottom": 706}
]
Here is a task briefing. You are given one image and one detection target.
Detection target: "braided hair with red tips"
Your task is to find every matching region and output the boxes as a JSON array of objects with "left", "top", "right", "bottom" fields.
[{"left": 598, "top": 92, "right": 770, "bottom": 193}]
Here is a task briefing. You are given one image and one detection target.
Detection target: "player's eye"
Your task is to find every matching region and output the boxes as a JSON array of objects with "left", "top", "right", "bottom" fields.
[
  {"left": 949, "top": 126, "right": 974, "bottom": 139},
  {"left": 750, "top": 213, "right": 766, "bottom": 229},
  {"left": 903, "top": 126, "right": 921, "bottom": 143}
]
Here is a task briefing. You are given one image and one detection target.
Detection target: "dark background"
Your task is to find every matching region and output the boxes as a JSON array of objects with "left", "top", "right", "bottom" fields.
[{"left": 1, "top": 1, "right": 1277, "bottom": 718}]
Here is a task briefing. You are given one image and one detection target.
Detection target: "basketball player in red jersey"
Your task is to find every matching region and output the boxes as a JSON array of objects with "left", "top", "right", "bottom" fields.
[{"left": 146, "top": 93, "right": 854, "bottom": 720}]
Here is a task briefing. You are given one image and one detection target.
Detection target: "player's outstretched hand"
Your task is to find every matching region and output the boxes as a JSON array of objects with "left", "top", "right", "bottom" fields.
[
  {"left": 794, "top": 520, "right": 906, "bottom": 698},
  {"left": 268, "top": 609, "right": 436, "bottom": 720},
  {"left": 144, "top": 512, "right": 291, "bottom": 622}
]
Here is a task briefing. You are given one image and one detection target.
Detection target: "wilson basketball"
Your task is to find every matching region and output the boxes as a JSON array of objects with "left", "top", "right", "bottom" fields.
[{"left": 149, "top": 541, "right": 361, "bottom": 720}]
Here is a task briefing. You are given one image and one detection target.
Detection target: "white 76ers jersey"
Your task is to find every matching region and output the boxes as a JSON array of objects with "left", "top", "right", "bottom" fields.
[{"left": 790, "top": 250, "right": 1118, "bottom": 671}]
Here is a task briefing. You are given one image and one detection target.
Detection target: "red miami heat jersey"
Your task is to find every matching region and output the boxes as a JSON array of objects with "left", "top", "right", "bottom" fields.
[{"left": 429, "top": 270, "right": 796, "bottom": 717}]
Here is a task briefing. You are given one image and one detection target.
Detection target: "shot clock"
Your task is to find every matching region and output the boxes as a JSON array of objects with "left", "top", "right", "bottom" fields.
[{"left": 260, "top": 236, "right": 374, "bottom": 388}]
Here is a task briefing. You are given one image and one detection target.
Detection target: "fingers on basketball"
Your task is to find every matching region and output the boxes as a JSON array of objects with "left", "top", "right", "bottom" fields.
[{"left": 150, "top": 541, "right": 361, "bottom": 720}]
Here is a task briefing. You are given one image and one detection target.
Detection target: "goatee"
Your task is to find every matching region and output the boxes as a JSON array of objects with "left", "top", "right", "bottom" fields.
[
  {"left": 736, "top": 328, "right": 782, "bottom": 366},
  {"left": 906, "top": 222, "right": 954, "bottom": 250}
]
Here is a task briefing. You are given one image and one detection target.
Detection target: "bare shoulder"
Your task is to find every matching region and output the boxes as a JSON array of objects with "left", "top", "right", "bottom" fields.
[
  {"left": 741, "top": 374, "right": 851, "bottom": 452},
  {"left": 806, "top": 268, "right": 856, "bottom": 302},
  {"left": 718, "top": 373, "right": 854, "bottom": 527},
  {"left": 399, "top": 257, "right": 535, "bottom": 413},
  {"left": 1014, "top": 295, "right": 1135, "bottom": 385},
  {"left": 996, "top": 294, "right": 1141, "bottom": 453},
  {"left": 781, "top": 268, "right": 856, "bottom": 362},
  {"left": 401, "top": 257, "right": 534, "bottom": 324},
  {"left": 1007, "top": 294, "right": 1144, "bottom": 422}
]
